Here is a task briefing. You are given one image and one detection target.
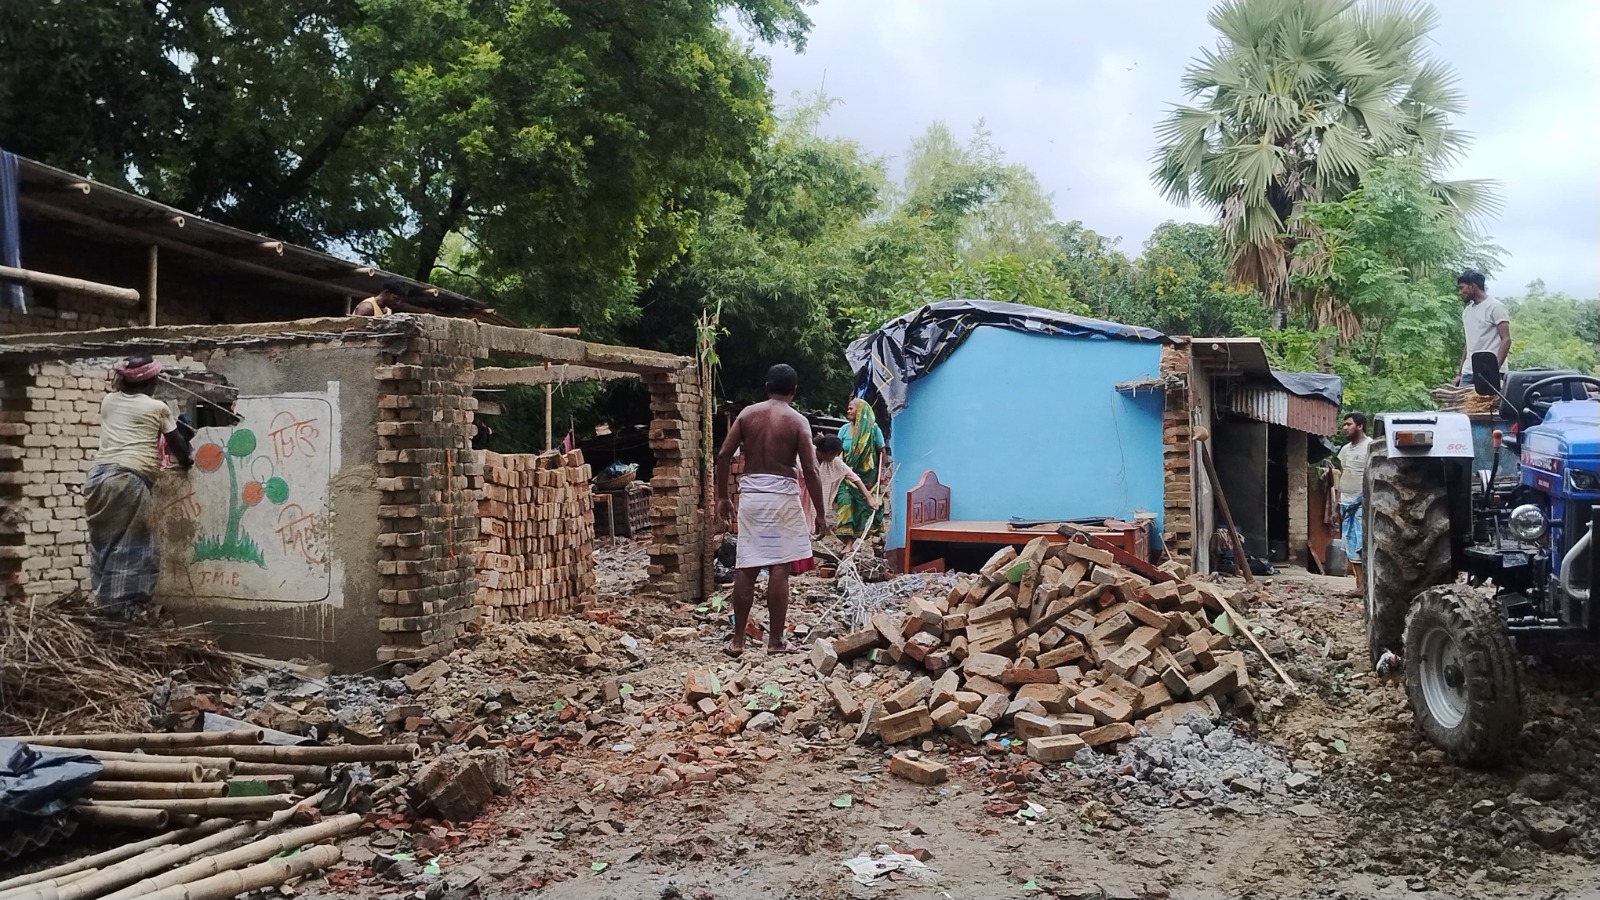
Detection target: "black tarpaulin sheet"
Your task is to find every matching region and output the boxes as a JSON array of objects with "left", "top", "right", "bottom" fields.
[
  {"left": 846, "top": 299, "right": 1171, "bottom": 416},
  {"left": 1267, "top": 370, "right": 1343, "bottom": 407},
  {"left": 0, "top": 741, "right": 102, "bottom": 821}
]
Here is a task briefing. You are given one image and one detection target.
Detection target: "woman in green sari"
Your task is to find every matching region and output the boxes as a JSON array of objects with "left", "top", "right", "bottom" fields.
[{"left": 835, "top": 398, "right": 886, "bottom": 551}]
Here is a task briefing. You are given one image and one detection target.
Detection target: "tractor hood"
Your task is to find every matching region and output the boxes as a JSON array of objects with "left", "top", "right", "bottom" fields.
[{"left": 1522, "top": 400, "right": 1600, "bottom": 469}]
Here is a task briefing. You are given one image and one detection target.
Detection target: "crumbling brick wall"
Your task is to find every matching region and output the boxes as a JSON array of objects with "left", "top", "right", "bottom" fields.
[
  {"left": 642, "top": 367, "right": 705, "bottom": 605},
  {"left": 0, "top": 362, "right": 108, "bottom": 601},
  {"left": 474, "top": 449, "right": 596, "bottom": 621},
  {"left": 1159, "top": 344, "right": 1195, "bottom": 568},
  {"left": 373, "top": 319, "right": 481, "bottom": 663}
]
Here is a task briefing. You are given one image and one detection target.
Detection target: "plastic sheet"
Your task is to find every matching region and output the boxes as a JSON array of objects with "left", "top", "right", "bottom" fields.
[
  {"left": 1268, "top": 370, "right": 1343, "bottom": 406},
  {"left": 0, "top": 741, "right": 102, "bottom": 821}
]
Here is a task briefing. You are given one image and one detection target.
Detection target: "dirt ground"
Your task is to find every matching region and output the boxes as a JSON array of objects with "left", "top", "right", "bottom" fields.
[{"left": 274, "top": 543, "right": 1600, "bottom": 899}]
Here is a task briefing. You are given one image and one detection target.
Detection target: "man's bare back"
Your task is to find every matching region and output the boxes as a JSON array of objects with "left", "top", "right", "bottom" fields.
[{"left": 731, "top": 399, "right": 810, "bottom": 478}]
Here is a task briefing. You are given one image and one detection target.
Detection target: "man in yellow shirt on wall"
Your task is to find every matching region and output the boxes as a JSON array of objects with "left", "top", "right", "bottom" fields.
[{"left": 85, "top": 354, "right": 193, "bottom": 616}]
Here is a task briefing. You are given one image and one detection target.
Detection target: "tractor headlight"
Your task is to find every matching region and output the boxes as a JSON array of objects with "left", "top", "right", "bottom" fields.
[
  {"left": 1570, "top": 469, "right": 1600, "bottom": 493},
  {"left": 1509, "top": 504, "right": 1549, "bottom": 541}
]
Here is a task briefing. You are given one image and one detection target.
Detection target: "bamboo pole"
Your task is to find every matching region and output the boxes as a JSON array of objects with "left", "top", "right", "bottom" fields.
[
  {"left": 145, "top": 245, "right": 158, "bottom": 326},
  {"left": 0, "top": 264, "right": 140, "bottom": 306},
  {"left": 1195, "top": 439, "right": 1256, "bottom": 584},
  {"left": 1218, "top": 595, "right": 1300, "bottom": 694},
  {"left": 139, "top": 845, "right": 342, "bottom": 900},
  {"left": 12, "top": 792, "right": 329, "bottom": 900},
  {"left": 143, "top": 743, "right": 419, "bottom": 764},
  {"left": 0, "top": 820, "right": 231, "bottom": 893},
  {"left": 544, "top": 383, "right": 554, "bottom": 452},
  {"left": 21, "top": 729, "right": 263, "bottom": 750},
  {"left": 71, "top": 805, "right": 169, "bottom": 830},
  {"left": 86, "top": 781, "right": 226, "bottom": 800},
  {"left": 82, "top": 795, "right": 295, "bottom": 818},
  {"left": 232, "top": 762, "right": 330, "bottom": 782},
  {"left": 102, "top": 814, "right": 360, "bottom": 900},
  {"left": 52, "top": 748, "right": 236, "bottom": 775},
  {"left": 95, "top": 760, "right": 206, "bottom": 783}
]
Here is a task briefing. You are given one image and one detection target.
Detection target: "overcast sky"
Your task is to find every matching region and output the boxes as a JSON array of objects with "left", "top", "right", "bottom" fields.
[{"left": 759, "top": 0, "right": 1599, "bottom": 299}]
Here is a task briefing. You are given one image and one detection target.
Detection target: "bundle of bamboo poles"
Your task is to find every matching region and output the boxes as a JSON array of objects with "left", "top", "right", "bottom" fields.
[{"left": 0, "top": 730, "right": 421, "bottom": 900}]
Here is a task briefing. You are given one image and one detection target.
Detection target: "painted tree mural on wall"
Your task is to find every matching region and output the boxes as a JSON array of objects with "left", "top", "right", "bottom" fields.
[{"left": 192, "top": 428, "right": 290, "bottom": 567}]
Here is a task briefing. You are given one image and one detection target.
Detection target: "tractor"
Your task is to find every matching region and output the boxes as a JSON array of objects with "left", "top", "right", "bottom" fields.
[{"left": 1363, "top": 354, "right": 1599, "bottom": 765}]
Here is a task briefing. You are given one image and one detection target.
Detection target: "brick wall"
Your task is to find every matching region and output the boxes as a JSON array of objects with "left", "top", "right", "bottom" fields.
[
  {"left": 475, "top": 449, "right": 597, "bottom": 621},
  {"left": 1286, "top": 434, "right": 1309, "bottom": 566},
  {"left": 1159, "top": 344, "right": 1195, "bottom": 568},
  {"left": 373, "top": 319, "right": 481, "bottom": 663},
  {"left": 0, "top": 294, "right": 140, "bottom": 337},
  {"left": 0, "top": 362, "right": 110, "bottom": 601},
  {"left": 642, "top": 367, "right": 705, "bottom": 604}
]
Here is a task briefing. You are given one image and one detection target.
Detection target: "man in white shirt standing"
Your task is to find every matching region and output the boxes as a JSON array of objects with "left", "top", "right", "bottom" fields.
[
  {"left": 1331, "top": 412, "right": 1372, "bottom": 596},
  {"left": 1457, "top": 270, "right": 1511, "bottom": 386},
  {"left": 85, "top": 354, "right": 193, "bottom": 616}
]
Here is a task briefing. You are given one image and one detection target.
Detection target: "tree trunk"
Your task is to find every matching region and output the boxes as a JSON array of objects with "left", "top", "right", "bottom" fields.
[
  {"left": 412, "top": 178, "right": 471, "bottom": 283},
  {"left": 230, "top": 76, "right": 392, "bottom": 231}
]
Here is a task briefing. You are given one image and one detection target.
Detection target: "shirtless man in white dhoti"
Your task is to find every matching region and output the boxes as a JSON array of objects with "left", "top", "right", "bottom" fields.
[{"left": 715, "top": 364, "right": 826, "bottom": 656}]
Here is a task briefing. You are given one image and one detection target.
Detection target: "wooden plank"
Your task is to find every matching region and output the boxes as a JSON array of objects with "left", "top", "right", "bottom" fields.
[{"left": 1056, "top": 526, "right": 1174, "bottom": 584}]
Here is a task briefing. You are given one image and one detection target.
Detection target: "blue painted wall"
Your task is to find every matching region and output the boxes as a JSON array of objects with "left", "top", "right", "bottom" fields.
[{"left": 885, "top": 327, "right": 1165, "bottom": 550}]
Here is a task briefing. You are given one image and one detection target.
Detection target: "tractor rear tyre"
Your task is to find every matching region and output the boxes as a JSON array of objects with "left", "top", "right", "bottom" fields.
[
  {"left": 1403, "top": 586, "right": 1522, "bottom": 766},
  {"left": 1363, "top": 440, "right": 1455, "bottom": 668}
]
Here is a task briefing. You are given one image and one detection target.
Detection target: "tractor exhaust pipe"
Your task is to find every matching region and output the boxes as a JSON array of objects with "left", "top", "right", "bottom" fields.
[{"left": 1561, "top": 507, "right": 1595, "bottom": 607}]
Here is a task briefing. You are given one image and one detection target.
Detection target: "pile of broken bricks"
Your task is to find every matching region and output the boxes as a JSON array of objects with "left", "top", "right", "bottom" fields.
[{"left": 806, "top": 536, "right": 1257, "bottom": 767}]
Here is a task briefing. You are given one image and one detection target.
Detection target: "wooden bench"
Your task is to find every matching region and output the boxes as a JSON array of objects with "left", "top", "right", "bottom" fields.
[{"left": 892, "top": 470, "right": 1150, "bottom": 574}]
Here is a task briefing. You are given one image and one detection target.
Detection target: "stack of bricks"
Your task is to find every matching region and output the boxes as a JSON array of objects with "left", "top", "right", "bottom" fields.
[
  {"left": 0, "top": 362, "right": 106, "bottom": 601},
  {"left": 473, "top": 449, "right": 597, "bottom": 621},
  {"left": 642, "top": 366, "right": 705, "bottom": 605},
  {"left": 1159, "top": 344, "right": 1194, "bottom": 568},
  {"left": 373, "top": 319, "right": 482, "bottom": 662}
]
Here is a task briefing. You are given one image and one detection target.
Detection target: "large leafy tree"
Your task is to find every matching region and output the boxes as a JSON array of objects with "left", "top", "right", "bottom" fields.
[
  {"left": 0, "top": 0, "right": 811, "bottom": 334},
  {"left": 1276, "top": 156, "right": 1490, "bottom": 411},
  {"left": 1151, "top": 0, "right": 1496, "bottom": 326},
  {"left": 1504, "top": 281, "right": 1600, "bottom": 374},
  {"left": 627, "top": 96, "right": 886, "bottom": 406}
]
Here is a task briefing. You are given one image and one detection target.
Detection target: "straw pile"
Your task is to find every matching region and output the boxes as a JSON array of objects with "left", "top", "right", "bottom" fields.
[{"left": 0, "top": 592, "right": 236, "bottom": 736}]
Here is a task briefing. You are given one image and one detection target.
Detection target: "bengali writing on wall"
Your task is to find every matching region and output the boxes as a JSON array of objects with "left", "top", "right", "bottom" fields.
[{"left": 160, "top": 392, "right": 339, "bottom": 602}]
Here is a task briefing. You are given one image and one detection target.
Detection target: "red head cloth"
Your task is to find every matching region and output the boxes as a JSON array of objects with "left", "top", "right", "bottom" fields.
[{"left": 113, "top": 358, "right": 163, "bottom": 384}]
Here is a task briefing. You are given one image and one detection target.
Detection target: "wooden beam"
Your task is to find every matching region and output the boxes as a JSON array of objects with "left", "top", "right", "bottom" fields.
[
  {"left": 473, "top": 365, "right": 640, "bottom": 387},
  {"left": 0, "top": 263, "right": 141, "bottom": 306}
]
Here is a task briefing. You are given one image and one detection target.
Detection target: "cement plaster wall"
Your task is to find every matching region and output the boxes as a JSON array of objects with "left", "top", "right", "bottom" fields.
[{"left": 155, "top": 343, "right": 383, "bottom": 671}]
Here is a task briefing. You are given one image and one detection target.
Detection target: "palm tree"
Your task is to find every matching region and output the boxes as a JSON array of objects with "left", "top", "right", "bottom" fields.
[{"left": 1151, "top": 0, "right": 1497, "bottom": 327}]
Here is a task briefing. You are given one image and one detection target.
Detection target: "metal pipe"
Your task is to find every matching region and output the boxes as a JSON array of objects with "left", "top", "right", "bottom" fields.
[{"left": 1560, "top": 521, "right": 1592, "bottom": 606}]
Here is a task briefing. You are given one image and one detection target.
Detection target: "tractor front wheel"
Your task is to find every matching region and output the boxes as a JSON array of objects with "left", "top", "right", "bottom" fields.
[
  {"left": 1403, "top": 586, "right": 1522, "bottom": 766},
  {"left": 1363, "top": 440, "right": 1455, "bottom": 668}
]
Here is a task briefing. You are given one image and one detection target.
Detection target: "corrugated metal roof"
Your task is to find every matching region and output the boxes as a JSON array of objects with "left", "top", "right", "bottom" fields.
[{"left": 1227, "top": 383, "right": 1340, "bottom": 434}]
